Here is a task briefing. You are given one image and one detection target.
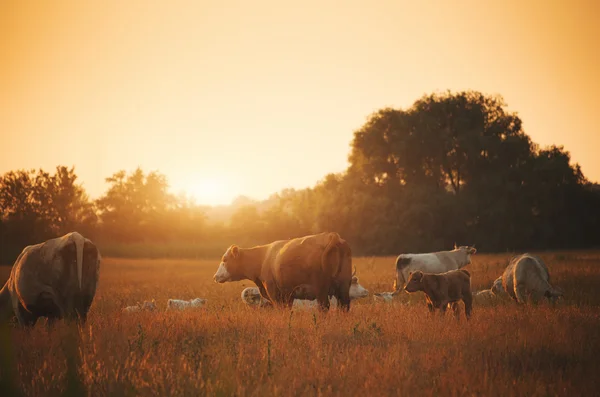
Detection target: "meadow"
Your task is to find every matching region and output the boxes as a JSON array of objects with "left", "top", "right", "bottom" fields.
[{"left": 1, "top": 251, "right": 600, "bottom": 397}]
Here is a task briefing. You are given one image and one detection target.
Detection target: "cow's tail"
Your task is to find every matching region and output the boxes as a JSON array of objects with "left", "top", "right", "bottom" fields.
[
  {"left": 73, "top": 234, "right": 84, "bottom": 290},
  {"left": 0, "top": 281, "right": 13, "bottom": 323},
  {"left": 321, "top": 232, "right": 342, "bottom": 278}
]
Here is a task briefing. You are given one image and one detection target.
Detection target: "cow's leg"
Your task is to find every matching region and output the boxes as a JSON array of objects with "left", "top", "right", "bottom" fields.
[
  {"left": 438, "top": 301, "right": 449, "bottom": 316},
  {"left": 426, "top": 302, "right": 435, "bottom": 313},
  {"left": 16, "top": 303, "right": 38, "bottom": 327},
  {"left": 463, "top": 297, "right": 473, "bottom": 320},
  {"left": 315, "top": 283, "right": 330, "bottom": 312},
  {"left": 425, "top": 297, "right": 435, "bottom": 315},
  {"left": 515, "top": 283, "right": 528, "bottom": 304},
  {"left": 450, "top": 302, "right": 460, "bottom": 319},
  {"left": 335, "top": 281, "right": 351, "bottom": 312},
  {"left": 263, "top": 280, "right": 286, "bottom": 308},
  {"left": 254, "top": 280, "right": 272, "bottom": 302},
  {"left": 395, "top": 270, "right": 407, "bottom": 292}
]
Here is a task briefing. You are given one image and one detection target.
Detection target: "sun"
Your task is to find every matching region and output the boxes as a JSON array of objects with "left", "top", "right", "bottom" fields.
[{"left": 184, "top": 177, "right": 233, "bottom": 206}]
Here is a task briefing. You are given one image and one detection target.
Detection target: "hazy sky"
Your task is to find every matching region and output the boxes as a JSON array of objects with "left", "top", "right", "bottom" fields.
[{"left": 1, "top": 0, "right": 598, "bottom": 205}]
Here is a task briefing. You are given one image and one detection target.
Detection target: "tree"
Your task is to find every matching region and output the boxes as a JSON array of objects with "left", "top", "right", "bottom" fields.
[
  {"left": 0, "top": 166, "right": 95, "bottom": 263},
  {"left": 95, "top": 168, "right": 174, "bottom": 242}
]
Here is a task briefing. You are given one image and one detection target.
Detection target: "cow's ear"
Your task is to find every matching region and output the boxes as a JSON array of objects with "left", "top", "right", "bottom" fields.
[{"left": 231, "top": 245, "right": 239, "bottom": 258}]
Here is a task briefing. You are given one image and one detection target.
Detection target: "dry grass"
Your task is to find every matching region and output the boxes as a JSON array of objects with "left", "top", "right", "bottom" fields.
[{"left": 1, "top": 251, "right": 600, "bottom": 396}]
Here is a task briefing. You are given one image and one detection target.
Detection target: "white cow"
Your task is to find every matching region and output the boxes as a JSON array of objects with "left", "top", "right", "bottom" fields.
[
  {"left": 122, "top": 300, "right": 157, "bottom": 313},
  {"left": 166, "top": 298, "right": 207, "bottom": 311},
  {"left": 472, "top": 289, "right": 498, "bottom": 304},
  {"left": 241, "top": 273, "right": 369, "bottom": 309},
  {"left": 497, "top": 254, "right": 563, "bottom": 304},
  {"left": 394, "top": 245, "right": 477, "bottom": 291},
  {"left": 373, "top": 291, "right": 400, "bottom": 303}
]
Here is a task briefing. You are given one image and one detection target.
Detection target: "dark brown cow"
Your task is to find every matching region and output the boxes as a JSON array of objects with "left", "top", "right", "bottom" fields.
[
  {"left": 213, "top": 232, "right": 353, "bottom": 311},
  {"left": 0, "top": 232, "right": 101, "bottom": 326},
  {"left": 404, "top": 269, "right": 473, "bottom": 320}
]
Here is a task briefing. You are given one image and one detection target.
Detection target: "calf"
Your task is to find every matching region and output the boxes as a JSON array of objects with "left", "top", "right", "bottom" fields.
[
  {"left": 404, "top": 269, "right": 472, "bottom": 320},
  {"left": 373, "top": 291, "right": 400, "bottom": 303},
  {"left": 166, "top": 298, "right": 207, "bottom": 311},
  {"left": 122, "top": 300, "right": 157, "bottom": 313}
]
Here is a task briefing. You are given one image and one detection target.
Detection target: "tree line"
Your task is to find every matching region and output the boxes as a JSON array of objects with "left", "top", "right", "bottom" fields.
[{"left": 1, "top": 91, "right": 599, "bottom": 263}]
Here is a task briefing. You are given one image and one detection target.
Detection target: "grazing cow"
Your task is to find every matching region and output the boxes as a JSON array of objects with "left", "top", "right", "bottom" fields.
[
  {"left": 241, "top": 271, "right": 369, "bottom": 309},
  {"left": 394, "top": 245, "right": 476, "bottom": 292},
  {"left": 404, "top": 269, "right": 473, "bottom": 319},
  {"left": 214, "top": 232, "right": 353, "bottom": 311},
  {"left": 0, "top": 232, "right": 101, "bottom": 326},
  {"left": 499, "top": 254, "right": 563, "bottom": 304},
  {"left": 166, "top": 298, "right": 207, "bottom": 311},
  {"left": 490, "top": 277, "right": 504, "bottom": 296},
  {"left": 122, "top": 300, "right": 158, "bottom": 313}
]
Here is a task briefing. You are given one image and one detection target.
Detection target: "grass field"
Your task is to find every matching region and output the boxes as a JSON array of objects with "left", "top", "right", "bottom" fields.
[{"left": 1, "top": 251, "right": 600, "bottom": 396}]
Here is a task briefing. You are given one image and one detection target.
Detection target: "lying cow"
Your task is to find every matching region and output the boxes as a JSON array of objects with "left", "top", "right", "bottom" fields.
[
  {"left": 404, "top": 269, "right": 473, "bottom": 320},
  {"left": 166, "top": 298, "right": 207, "bottom": 311},
  {"left": 214, "top": 232, "right": 353, "bottom": 311},
  {"left": 496, "top": 254, "right": 563, "bottom": 304},
  {"left": 122, "top": 300, "right": 157, "bottom": 313},
  {"left": 0, "top": 232, "right": 101, "bottom": 326},
  {"left": 373, "top": 291, "right": 400, "bottom": 303},
  {"left": 472, "top": 289, "right": 498, "bottom": 304},
  {"left": 241, "top": 272, "right": 369, "bottom": 309},
  {"left": 394, "top": 245, "right": 476, "bottom": 291}
]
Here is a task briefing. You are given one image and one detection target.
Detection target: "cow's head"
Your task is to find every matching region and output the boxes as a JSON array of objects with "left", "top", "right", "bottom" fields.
[
  {"left": 191, "top": 298, "right": 208, "bottom": 307},
  {"left": 214, "top": 245, "right": 242, "bottom": 283},
  {"left": 491, "top": 277, "right": 504, "bottom": 295},
  {"left": 453, "top": 244, "right": 477, "bottom": 266},
  {"left": 545, "top": 287, "right": 564, "bottom": 304},
  {"left": 349, "top": 276, "right": 369, "bottom": 299},
  {"left": 241, "top": 287, "right": 263, "bottom": 305},
  {"left": 404, "top": 271, "right": 425, "bottom": 293},
  {"left": 142, "top": 300, "right": 157, "bottom": 311},
  {"left": 373, "top": 292, "right": 399, "bottom": 302}
]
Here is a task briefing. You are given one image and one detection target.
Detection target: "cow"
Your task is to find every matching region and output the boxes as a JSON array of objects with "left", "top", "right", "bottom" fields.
[
  {"left": 240, "top": 269, "right": 369, "bottom": 309},
  {"left": 166, "top": 298, "right": 207, "bottom": 311},
  {"left": 394, "top": 245, "right": 476, "bottom": 292},
  {"left": 122, "top": 300, "right": 157, "bottom": 313},
  {"left": 0, "top": 232, "right": 101, "bottom": 326},
  {"left": 214, "top": 232, "right": 353, "bottom": 311},
  {"left": 472, "top": 289, "right": 498, "bottom": 304},
  {"left": 498, "top": 254, "right": 563, "bottom": 304},
  {"left": 373, "top": 291, "right": 400, "bottom": 303},
  {"left": 404, "top": 269, "right": 473, "bottom": 320}
]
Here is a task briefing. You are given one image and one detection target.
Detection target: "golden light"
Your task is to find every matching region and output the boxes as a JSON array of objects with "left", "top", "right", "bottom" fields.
[{"left": 184, "top": 177, "right": 233, "bottom": 207}]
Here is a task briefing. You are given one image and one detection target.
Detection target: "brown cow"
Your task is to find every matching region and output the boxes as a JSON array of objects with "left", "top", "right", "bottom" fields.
[
  {"left": 213, "top": 232, "right": 353, "bottom": 311},
  {"left": 404, "top": 269, "right": 473, "bottom": 320}
]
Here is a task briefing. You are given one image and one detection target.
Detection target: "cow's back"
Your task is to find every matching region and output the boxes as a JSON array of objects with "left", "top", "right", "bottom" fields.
[
  {"left": 502, "top": 254, "right": 549, "bottom": 299},
  {"left": 265, "top": 232, "right": 352, "bottom": 303},
  {"left": 398, "top": 253, "right": 444, "bottom": 275}
]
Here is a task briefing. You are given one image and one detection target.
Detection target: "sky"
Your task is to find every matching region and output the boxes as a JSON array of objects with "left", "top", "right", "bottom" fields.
[{"left": 1, "top": 0, "right": 598, "bottom": 205}]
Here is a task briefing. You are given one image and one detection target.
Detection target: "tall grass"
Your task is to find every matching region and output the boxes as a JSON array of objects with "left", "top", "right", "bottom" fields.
[{"left": 1, "top": 252, "right": 599, "bottom": 396}]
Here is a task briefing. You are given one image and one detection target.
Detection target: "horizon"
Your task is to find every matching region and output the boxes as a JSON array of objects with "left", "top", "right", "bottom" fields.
[{"left": 1, "top": 0, "right": 599, "bottom": 206}]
